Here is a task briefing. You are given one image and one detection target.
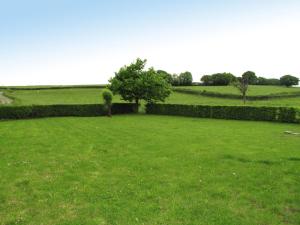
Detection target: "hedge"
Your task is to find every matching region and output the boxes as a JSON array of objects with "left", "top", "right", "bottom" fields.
[
  {"left": 0, "top": 103, "right": 136, "bottom": 120},
  {"left": 146, "top": 104, "right": 300, "bottom": 123},
  {"left": 174, "top": 88, "right": 300, "bottom": 100}
]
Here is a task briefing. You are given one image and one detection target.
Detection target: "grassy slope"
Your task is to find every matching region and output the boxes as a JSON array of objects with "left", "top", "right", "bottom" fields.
[
  {"left": 174, "top": 85, "right": 300, "bottom": 96},
  {"left": 166, "top": 92, "right": 300, "bottom": 107},
  {"left": 3, "top": 87, "right": 300, "bottom": 108},
  {"left": 4, "top": 88, "right": 123, "bottom": 105},
  {"left": 0, "top": 115, "right": 299, "bottom": 225}
]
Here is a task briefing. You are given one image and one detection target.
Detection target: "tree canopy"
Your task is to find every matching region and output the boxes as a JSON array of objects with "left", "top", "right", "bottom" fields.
[
  {"left": 280, "top": 75, "right": 299, "bottom": 87},
  {"left": 242, "top": 71, "right": 257, "bottom": 85},
  {"left": 109, "top": 58, "right": 171, "bottom": 107}
]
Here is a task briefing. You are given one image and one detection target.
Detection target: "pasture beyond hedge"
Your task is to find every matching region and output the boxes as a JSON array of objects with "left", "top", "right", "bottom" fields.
[{"left": 2, "top": 85, "right": 300, "bottom": 108}]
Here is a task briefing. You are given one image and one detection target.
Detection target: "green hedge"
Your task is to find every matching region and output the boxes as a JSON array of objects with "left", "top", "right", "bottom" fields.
[
  {"left": 0, "top": 103, "right": 136, "bottom": 120},
  {"left": 174, "top": 88, "right": 300, "bottom": 100},
  {"left": 146, "top": 104, "right": 300, "bottom": 123}
]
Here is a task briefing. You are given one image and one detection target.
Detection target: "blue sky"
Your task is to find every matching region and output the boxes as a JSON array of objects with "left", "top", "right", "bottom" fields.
[{"left": 1, "top": 0, "right": 299, "bottom": 85}]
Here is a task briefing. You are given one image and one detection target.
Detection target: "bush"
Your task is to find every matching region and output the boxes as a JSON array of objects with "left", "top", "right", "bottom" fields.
[
  {"left": 146, "top": 104, "right": 300, "bottom": 123},
  {"left": 102, "top": 89, "right": 113, "bottom": 116},
  {"left": 0, "top": 103, "right": 136, "bottom": 120}
]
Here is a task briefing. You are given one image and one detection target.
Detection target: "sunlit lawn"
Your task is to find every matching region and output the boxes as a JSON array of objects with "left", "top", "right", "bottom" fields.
[{"left": 0, "top": 115, "right": 299, "bottom": 225}]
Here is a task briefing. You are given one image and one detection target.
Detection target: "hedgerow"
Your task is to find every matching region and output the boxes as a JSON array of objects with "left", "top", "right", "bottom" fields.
[
  {"left": 0, "top": 103, "right": 136, "bottom": 120},
  {"left": 146, "top": 104, "right": 300, "bottom": 123}
]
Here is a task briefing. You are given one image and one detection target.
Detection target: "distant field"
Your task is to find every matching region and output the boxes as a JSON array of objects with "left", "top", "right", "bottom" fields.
[
  {"left": 0, "top": 115, "right": 299, "bottom": 224},
  {"left": 3, "top": 88, "right": 123, "bottom": 105},
  {"left": 174, "top": 85, "right": 300, "bottom": 96},
  {"left": 1, "top": 85, "right": 300, "bottom": 108},
  {"left": 166, "top": 92, "right": 300, "bottom": 108}
]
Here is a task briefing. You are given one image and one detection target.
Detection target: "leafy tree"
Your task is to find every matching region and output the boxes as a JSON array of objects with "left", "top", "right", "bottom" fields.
[
  {"left": 257, "top": 77, "right": 280, "bottom": 86},
  {"left": 233, "top": 72, "right": 249, "bottom": 104},
  {"left": 280, "top": 75, "right": 299, "bottom": 87},
  {"left": 157, "top": 70, "right": 173, "bottom": 84},
  {"left": 201, "top": 75, "right": 213, "bottom": 86},
  {"left": 242, "top": 71, "right": 257, "bottom": 85},
  {"left": 211, "top": 73, "right": 236, "bottom": 86},
  {"left": 266, "top": 78, "right": 280, "bottom": 86},
  {"left": 109, "top": 58, "right": 171, "bottom": 108},
  {"left": 178, "top": 71, "right": 193, "bottom": 86},
  {"left": 102, "top": 89, "right": 113, "bottom": 117},
  {"left": 171, "top": 74, "right": 180, "bottom": 86}
]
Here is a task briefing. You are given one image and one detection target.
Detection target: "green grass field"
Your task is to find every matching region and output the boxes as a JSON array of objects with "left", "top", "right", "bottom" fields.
[
  {"left": 174, "top": 85, "right": 300, "bottom": 96},
  {"left": 0, "top": 115, "right": 299, "bottom": 225},
  {"left": 3, "top": 86, "right": 300, "bottom": 108},
  {"left": 3, "top": 88, "right": 123, "bottom": 105}
]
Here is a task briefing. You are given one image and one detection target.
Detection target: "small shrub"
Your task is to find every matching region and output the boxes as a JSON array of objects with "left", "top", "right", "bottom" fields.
[{"left": 102, "top": 89, "right": 113, "bottom": 117}]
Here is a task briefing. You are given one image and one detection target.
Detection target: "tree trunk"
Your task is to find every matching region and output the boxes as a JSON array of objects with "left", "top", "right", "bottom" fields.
[
  {"left": 243, "top": 93, "right": 246, "bottom": 104},
  {"left": 108, "top": 105, "right": 112, "bottom": 117},
  {"left": 135, "top": 99, "right": 139, "bottom": 113}
]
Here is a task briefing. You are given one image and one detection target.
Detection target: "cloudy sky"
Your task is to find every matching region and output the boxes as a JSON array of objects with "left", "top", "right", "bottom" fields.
[{"left": 0, "top": 0, "right": 299, "bottom": 85}]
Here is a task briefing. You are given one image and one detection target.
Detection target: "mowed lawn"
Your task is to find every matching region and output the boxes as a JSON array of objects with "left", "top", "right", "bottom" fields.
[
  {"left": 3, "top": 87, "right": 300, "bottom": 108},
  {"left": 0, "top": 115, "right": 299, "bottom": 225}
]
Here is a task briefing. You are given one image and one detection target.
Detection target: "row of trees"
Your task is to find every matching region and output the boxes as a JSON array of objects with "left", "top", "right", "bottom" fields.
[
  {"left": 201, "top": 71, "right": 299, "bottom": 87},
  {"left": 157, "top": 70, "right": 193, "bottom": 86},
  {"left": 102, "top": 59, "right": 299, "bottom": 116}
]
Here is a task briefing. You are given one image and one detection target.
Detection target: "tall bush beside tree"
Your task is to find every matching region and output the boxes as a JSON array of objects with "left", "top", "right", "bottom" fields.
[
  {"left": 109, "top": 58, "right": 171, "bottom": 109},
  {"left": 280, "top": 75, "right": 299, "bottom": 87},
  {"left": 102, "top": 89, "right": 113, "bottom": 117}
]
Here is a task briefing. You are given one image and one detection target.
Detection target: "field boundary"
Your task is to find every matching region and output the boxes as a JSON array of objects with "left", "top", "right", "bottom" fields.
[
  {"left": 146, "top": 103, "right": 300, "bottom": 123},
  {"left": 174, "top": 88, "right": 300, "bottom": 100},
  {"left": 0, "top": 103, "right": 136, "bottom": 120}
]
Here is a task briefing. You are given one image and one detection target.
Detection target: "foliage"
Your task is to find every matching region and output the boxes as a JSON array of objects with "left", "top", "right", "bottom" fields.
[
  {"left": 146, "top": 103, "right": 300, "bottom": 123},
  {"left": 157, "top": 70, "right": 173, "bottom": 84},
  {"left": 257, "top": 77, "right": 280, "bottom": 86},
  {"left": 109, "top": 58, "right": 171, "bottom": 106},
  {"left": 102, "top": 89, "right": 113, "bottom": 116},
  {"left": 280, "top": 75, "right": 299, "bottom": 87},
  {"left": 201, "top": 75, "right": 213, "bottom": 86},
  {"left": 201, "top": 73, "right": 236, "bottom": 86},
  {"left": 242, "top": 71, "right": 257, "bottom": 85},
  {"left": 0, "top": 103, "right": 136, "bottom": 120},
  {"left": 178, "top": 71, "right": 193, "bottom": 86}
]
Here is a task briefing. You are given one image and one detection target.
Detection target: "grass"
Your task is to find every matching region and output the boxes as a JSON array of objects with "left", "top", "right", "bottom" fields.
[
  {"left": 3, "top": 88, "right": 123, "bottom": 105},
  {"left": 166, "top": 92, "right": 300, "bottom": 108},
  {"left": 0, "top": 115, "right": 299, "bottom": 224},
  {"left": 174, "top": 85, "right": 300, "bottom": 96},
  {"left": 2, "top": 86, "right": 300, "bottom": 108}
]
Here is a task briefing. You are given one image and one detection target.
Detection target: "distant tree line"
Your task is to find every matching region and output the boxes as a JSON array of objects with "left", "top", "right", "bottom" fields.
[
  {"left": 200, "top": 72, "right": 299, "bottom": 87},
  {"left": 157, "top": 70, "right": 193, "bottom": 86}
]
